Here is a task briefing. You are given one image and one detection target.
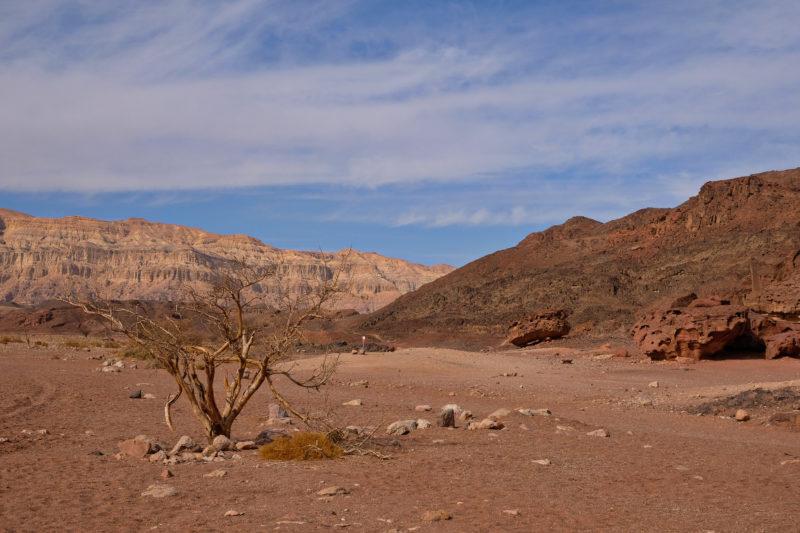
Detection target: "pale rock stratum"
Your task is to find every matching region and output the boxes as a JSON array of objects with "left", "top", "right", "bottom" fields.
[{"left": 0, "top": 209, "right": 453, "bottom": 312}]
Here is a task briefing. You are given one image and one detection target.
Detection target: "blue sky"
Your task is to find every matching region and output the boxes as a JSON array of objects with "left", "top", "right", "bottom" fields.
[{"left": 1, "top": 1, "right": 799, "bottom": 266}]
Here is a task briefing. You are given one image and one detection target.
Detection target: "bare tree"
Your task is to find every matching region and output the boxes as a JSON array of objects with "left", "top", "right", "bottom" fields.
[{"left": 62, "top": 257, "right": 348, "bottom": 442}]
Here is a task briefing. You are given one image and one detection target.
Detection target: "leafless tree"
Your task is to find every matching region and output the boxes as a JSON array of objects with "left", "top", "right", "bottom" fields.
[{"left": 62, "top": 256, "right": 348, "bottom": 442}]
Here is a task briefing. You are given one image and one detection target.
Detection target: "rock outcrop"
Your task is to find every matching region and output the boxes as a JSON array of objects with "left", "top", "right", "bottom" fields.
[
  {"left": 632, "top": 297, "right": 800, "bottom": 360},
  {"left": 0, "top": 209, "right": 453, "bottom": 312},
  {"left": 505, "top": 308, "right": 570, "bottom": 347}
]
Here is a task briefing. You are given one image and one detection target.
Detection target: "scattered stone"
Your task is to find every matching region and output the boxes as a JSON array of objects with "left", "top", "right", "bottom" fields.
[
  {"left": 561, "top": 359, "right": 573, "bottom": 364},
  {"left": 235, "top": 440, "right": 256, "bottom": 451},
  {"left": 224, "top": 510, "right": 244, "bottom": 517},
  {"left": 141, "top": 484, "right": 177, "bottom": 498},
  {"left": 88, "top": 450, "right": 103, "bottom": 456},
  {"left": 648, "top": 381, "right": 659, "bottom": 388},
  {"left": 613, "top": 348, "right": 629, "bottom": 358},
  {"left": 342, "top": 399, "right": 363, "bottom": 406},
  {"left": 100, "top": 366, "right": 121, "bottom": 373},
  {"left": 504, "top": 509, "right": 521, "bottom": 516},
  {"left": 421, "top": 509, "right": 451, "bottom": 522},
  {"left": 517, "top": 408, "right": 551, "bottom": 417},
  {"left": 255, "top": 428, "right": 290, "bottom": 445},
  {"left": 113, "top": 361, "right": 125, "bottom": 368},
  {"left": 506, "top": 308, "right": 571, "bottom": 347},
  {"left": 600, "top": 343, "right": 611, "bottom": 350},
  {"left": 532, "top": 459, "right": 551, "bottom": 466},
  {"left": 317, "top": 486, "right": 349, "bottom": 497},
  {"left": 477, "top": 418, "right": 504, "bottom": 430},
  {"left": 161, "top": 469, "right": 173, "bottom": 479},
  {"left": 203, "top": 469, "right": 227, "bottom": 478},
  {"left": 351, "top": 380, "right": 369, "bottom": 388},
  {"left": 268, "top": 403, "right": 289, "bottom": 420},
  {"left": 129, "top": 389, "right": 142, "bottom": 399},
  {"left": 386, "top": 420, "right": 417, "bottom": 436},
  {"left": 415, "top": 405, "right": 432, "bottom": 412},
  {"left": 143, "top": 393, "right": 157, "bottom": 400},
  {"left": 170, "top": 435, "right": 201, "bottom": 456},
  {"left": 212, "top": 435, "right": 232, "bottom": 452},
  {"left": 436, "top": 408, "right": 456, "bottom": 428},
  {"left": 351, "top": 349, "right": 358, "bottom": 354},
  {"left": 202, "top": 446, "right": 217, "bottom": 458},
  {"left": 488, "top": 408, "right": 511, "bottom": 420},
  {"left": 117, "top": 439, "right": 151, "bottom": 459},
  {"left": 416, "top": 419, "right": 432, "bottom": 429},
  {"left": 734, "top": 409, "right": 750, "bottom": 422},
  {"left": 458, "top": 410, "right": 474, "bottom": 421},
  {"left": 586, "top": 428, "right": 610, "bottom": 438},
  {"left": 149, "top": 450, "right": 168, "bottom": 463},
  {"left": 448, "top": 392, "right": 456, "bottom": 397}
]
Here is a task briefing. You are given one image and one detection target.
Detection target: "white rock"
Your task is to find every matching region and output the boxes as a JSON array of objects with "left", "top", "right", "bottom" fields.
[
  {"left": 648, "top": 381, "right": 659, "bottom": 388},
  {"left": 141, "top": 484, "right": 177, "bottom": 498},
  {"left": 317, "top": 486, "right": 349, "bottom": 496},
  {"left": 415, "top": 405, "right": 432, "bottom": 412},
  {"left": 342, "top": 399, "right": 363, "bottom": 406},
  {"left": 386, "top": 420, "right": 417, "bottom": 435},
  {"left": 586, "top": 428, "right": 610, "bottom": 438},
  {"left": 224, "top": 510, "right": 244, "bottom": 517},
  {"left": 212, "top": 435, "right": 232, "bottom": 452},
  {"left": 416, "top": 419, "right": 432, "bottom": 429}
]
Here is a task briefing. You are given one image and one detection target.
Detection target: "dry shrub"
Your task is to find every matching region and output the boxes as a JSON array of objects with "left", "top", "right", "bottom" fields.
[
  {"left": 0, "top": 335, "right": 23, "bottom": 344},
  {"left": 258, "top": 432, "right": 343, "bottom": 461},
  {"left": 61, "top": 339, "right": 89, "bottom": 349}
]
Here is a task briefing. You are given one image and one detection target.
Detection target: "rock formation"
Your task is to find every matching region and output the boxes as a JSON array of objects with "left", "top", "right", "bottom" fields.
[
  {"left": 362, "top": 167, "right": 800, "bottom": 342},
  {"left": 505, "top": 308, "right": 570, "bottom": 347},
  {"left": 0, "top": 209, "right": 453, "bottom": 312}
]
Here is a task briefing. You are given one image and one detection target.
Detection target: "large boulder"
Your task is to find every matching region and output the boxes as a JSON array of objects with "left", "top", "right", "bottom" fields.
[
  {"left": 631, "top": 302, "right": 750, "bottom": 360},
  {"left": 764, "top": 330, "right": 800, "bottom": 359},
  {"left": 506, "top": 308, "right": 571, "bottom": 347}
]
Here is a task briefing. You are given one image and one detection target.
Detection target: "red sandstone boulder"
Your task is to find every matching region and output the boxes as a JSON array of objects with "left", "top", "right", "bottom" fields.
[
  {"left": 506, "top": 308, "right": 570, "bottom": 347},
  {"left": 763, "top": 330, "right": 800, "bottom": 359},
  {"left": 631, "top": 305, "right": 749, "bottom": 360}
]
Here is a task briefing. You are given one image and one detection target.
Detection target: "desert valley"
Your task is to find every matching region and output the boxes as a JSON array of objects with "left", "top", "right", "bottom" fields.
[{"left": 2, "top": 168, "right": 800, "bottom": 531}]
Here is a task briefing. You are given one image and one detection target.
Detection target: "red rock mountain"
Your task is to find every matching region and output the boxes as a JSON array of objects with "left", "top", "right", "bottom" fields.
[
  {"left": 0, "top": 209, "right": 453, "bottom": 312},
  {"left": 361, "top": 167, "right": 800, "bottom": 341}
]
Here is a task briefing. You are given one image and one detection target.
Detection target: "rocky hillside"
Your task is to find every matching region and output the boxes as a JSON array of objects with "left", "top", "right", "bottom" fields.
[
  {"left": 362, "top": 167, "right": 800, "bottom": 340},
  {"left": 0, "top": 209, "right": 453, "bottom": 312}
]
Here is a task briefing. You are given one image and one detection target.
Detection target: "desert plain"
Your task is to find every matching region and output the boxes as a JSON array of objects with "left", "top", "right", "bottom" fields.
[{"left": 3, "top": 336, "right": 800, "bottom": 532}]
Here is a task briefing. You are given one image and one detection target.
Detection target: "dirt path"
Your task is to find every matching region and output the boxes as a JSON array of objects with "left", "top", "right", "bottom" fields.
[{"left": 2, "top": 344, "right": 800, "bottom": 532}]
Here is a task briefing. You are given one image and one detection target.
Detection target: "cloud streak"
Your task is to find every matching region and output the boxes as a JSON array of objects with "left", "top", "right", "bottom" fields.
[{"left": 0, "top": 1, "right": 798, "bottom": 229}]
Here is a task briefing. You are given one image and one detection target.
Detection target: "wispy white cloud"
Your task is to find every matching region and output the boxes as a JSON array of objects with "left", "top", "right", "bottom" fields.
[{"left": 0, "top": 0, "right": 798, "bottom": 230}]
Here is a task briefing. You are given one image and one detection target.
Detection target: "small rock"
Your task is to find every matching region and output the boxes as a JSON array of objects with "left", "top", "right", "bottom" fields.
[
  {"left": 88, "top": 450, "right": 103, "bottom": 456},
  {"left": 415, "top": 405, "right": 432, "bottom": 412},
  {"left": 342, "top": 399, "right": 363, "bottom": 406},
  {"left": 421, "top": 509, "right": 451, "bottom": 522},
  {"left": 141, "top": 483, "right": 177, "bottom": 498},
  {"left": 317, "top": 486, "right": 349, "bottom": 496},
  {"left": 478, "top": 418, "right": 503, "bottom": 430},
  {"left": 488, "top": 408, "right": 511, "bottom": 420},
  {"left": 437, "top": 408, "right": 456, "bottom": 428},
  {"left": 161, "top": 469, "right": 173, "bottom": 479},
  {"left": 532, "top": 459, "right": 551, "bottom": 465},
  {"left": 143, "top": 393, "right": 157, "bottom": 400},
  {"left": 170, "top": 435, "right": 200, "bottom": 455},
  {"left": 255, "top": 428, "right": 289, "bottom": 445},
  {"left": 386, "top": 420, "right": 417, "bottom": 436},
  {"left": 735, "top": 409, "right": 750, "bottom": 422},
  {"left": 600, "top": 343, "right": 611, "bottom": 350},
  {"left": 648, "top": 381, "right": 659, "bottom": 388},
  {"left": 268, "top": 403, "right": 289, "bottom": 420},
  {"left": 202, "top": 446, "right": 217, "bottom": 458},
  {"left": 458, "top": 410, "right": 473, "bottom": 421},
  {"left": 586, "top": 428, "right": 610, "bottom": 438},
  {"left": 129, "top": 389, "right": 142, "bottom": 399},
  {"left": 212, "top": 435, "right": 232, "bottom": 452},
  {"left": 517, "top": 408, "right": 551, "bottom": 416},
  {"left": 100, "top": 366, "right": 120, "bottom": 373},
  {"left": 504, "top": 509, "right": 521, "bottom": 516},
  {"left": 416, "top": 419, "right": 432, "bottom": 429},
  {"left": 235, "top": 440, "right": 256, "bottom": 451},
  {"left": 561, "top": 359, "right": 573, "bottom": 364},
  {"left": 224, "top": 510, "right": 244, "bottom": 517},
  {"left": 203, "top": 469, "right": 227, "bottom": 478},
  {"left": 613, "top": 348, "right": 629, "bottom": 358},
  {"left": 519, "top": 423, "right": 531, "bottom": 431},
  {"left": 113, "top": 361, "right": 125, "bottom": 368},
  {"left": 117, "top": 438, "right": 151, "bottom": 459},
  {"left": 448, "top": 392, "right": 455, "bottom": 397},
  {"left": 149, "top": 450, "right": 168, "bottom": 463}
]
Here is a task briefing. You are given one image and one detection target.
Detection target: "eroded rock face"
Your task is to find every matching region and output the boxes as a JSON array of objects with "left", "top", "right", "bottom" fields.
[
  {"left": 506, "top": 308, "right": 571, "bottom": 347},
  {"left": 764, "top": 331, "right": 800, "bottom": 360},
  {"left": 0, "top": 208, "right": 453, "bottom": 313},
  {"left": 631, "top": 303, "right": 749, "bottom": 360}
]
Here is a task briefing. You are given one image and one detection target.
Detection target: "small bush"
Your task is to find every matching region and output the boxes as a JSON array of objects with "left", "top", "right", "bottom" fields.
[
  {"left": 103, "top": 339, "right": 120, "bottom": 349},
  {"left": 61, "top": 340, "right": 89, "bottom": 349},
  {"left": 0, "top": 335, "right": 23, "bottom": 344},
  {"left": 116, "top": 341, "right": 161, "bottom": 368},
  {"left": 258, "top": 432, "right": 343, "bottom": 461}
]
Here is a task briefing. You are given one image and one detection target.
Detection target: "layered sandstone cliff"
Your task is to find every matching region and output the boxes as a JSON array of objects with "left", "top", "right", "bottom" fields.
[{"left": 0, "top": 209, "right": 453, "bottom": 312}]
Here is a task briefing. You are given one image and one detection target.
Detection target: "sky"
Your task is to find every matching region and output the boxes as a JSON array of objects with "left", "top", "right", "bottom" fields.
[{"left": 1, "top": 1, "right": 799, "bottom": 266}]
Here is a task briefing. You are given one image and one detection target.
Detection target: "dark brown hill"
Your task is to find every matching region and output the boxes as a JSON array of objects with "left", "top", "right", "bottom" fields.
[{"left": 361, "top": 167, "right": 800, "bottom": 343}]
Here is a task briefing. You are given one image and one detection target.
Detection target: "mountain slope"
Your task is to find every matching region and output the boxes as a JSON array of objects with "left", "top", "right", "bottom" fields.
[
  {"left": 0, "top": 209, "right": 453, "bottom": 312},
  {"left": 361, "top": 167, "right": 800, "bottom": 340}
]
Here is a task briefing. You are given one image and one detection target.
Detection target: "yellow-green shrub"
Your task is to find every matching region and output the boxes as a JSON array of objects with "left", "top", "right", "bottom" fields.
[{"left": 258, "top": 432, "right": 343, "bottom": 461}]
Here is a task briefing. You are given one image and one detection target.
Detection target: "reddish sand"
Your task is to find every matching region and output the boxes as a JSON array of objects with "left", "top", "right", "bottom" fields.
[{"left": 2, "top": 342, "right": 800, "bottom": 532}]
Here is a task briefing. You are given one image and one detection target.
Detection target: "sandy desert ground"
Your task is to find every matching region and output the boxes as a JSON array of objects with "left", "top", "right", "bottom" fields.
[{"left": 2, "top": 340, "right": 800, "bottom": 532}]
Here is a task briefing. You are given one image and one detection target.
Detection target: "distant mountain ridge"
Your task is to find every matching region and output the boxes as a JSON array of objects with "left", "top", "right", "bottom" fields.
[
  {"left": 0, "top": 209, "right": 454, "bottom": 312},
  {"left": 361, "top": 167, "right": 800, "bottom": 341}
]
